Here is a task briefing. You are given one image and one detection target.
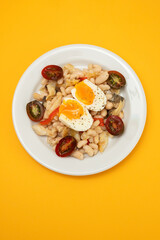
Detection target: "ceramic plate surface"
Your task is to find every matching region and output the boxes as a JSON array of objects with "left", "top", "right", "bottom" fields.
[{"left": 12, "top": 44, "right": 147, "bottom": 176}]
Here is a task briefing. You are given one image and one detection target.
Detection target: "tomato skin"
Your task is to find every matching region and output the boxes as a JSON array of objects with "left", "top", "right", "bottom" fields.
[
  {"left": 26, "top": 100, "right": 44, "bottom": 122},
  {"left": 55, "top": 136, "right": 77, "bottom": 157},
  {"left": 105, "top": 115, "right": 124, "bottom": 136},
  {"left": 93, "top": 118, "right": 104, "bottom": 126},
  {"left": 41, "top": 65, "right": 63, "bottom": 80},
  {"left": 79, "top": 77, "right": 87, "bottom": 81},
  {"left": 40, "top": 107, "right": 59, "bottom": 125},
  {"left": 107, "top": 71, "right": 126, "bottom": 89}
]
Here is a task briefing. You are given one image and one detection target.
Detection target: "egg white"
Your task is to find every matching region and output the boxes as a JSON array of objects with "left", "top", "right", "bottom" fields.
[
  {"left": 71, "top": 79, "right": 107, "bottom": 111},
  {"left": 59, "top": 98, "right": 93, "bottom": 131}
]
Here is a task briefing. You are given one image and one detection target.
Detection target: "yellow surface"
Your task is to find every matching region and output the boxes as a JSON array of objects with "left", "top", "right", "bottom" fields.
[{"left": 1, "top": 0, "right": 160, "bottom": 239}]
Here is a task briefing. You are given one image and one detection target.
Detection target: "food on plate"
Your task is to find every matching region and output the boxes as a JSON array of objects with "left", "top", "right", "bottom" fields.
[
  {"left": 27, "top": 63, "right": 126, "bottom": 160},
  {"left": 107, "top": 71, "right": 126, "bottom": 89},
  {"left": 59, "top": 98, "right": 93, "bottom": 131},
  {"left": 108, "top": 94, "right": 125, "bottom": 116},
  {"left": 26, "top": 100, "right": 44, "bottom": 122},
  {"left": 71, "top": 79, "right": 107, "bottom": 111},
  {"left": 55, "top": 136, "right": 77, "bottom": 157},
  {"left": 105, "top": 115, "right": 124, "bottom": 136},
  {"left": 93, "top": 118, "right": 104, "bottom": 126},
  {"left": 40, "top": 106, "right": 59, "bottom": 125},
  {"left": 41, "top": 65, "right": 63, "bottom": 80}
]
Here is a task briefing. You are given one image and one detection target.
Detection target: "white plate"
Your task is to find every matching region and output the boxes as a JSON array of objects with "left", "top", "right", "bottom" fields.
[{"left": 12, "top": 44, "right": 147, "bottom": 176}]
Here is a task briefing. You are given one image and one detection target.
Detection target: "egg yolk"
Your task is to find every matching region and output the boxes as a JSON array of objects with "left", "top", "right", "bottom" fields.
[
  {"left": 59, "top": 99, "right": 84, "bottom": 120},
  {"left": 75, "top": 81, "right": 95, "bottom": 105}
]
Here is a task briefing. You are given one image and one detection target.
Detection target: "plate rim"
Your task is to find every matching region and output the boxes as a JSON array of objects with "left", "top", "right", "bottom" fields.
[{"left": 12, "top": 44, "right": 147, "bottom": 176}]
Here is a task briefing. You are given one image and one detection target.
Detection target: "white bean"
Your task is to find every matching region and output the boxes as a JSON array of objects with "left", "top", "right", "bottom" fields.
[
  {"left": 64, "top": 64, "right": 74, "bottom": 72},
  {"left": 57, "top": 92, "right": 62, "bottom": 97},
  {"left": 65, "top": 86, "right": 74, "bottom": 94},
  {"left": 71, "top": 150, "right": 84, "bottom": 160},
  {"left": 95, "top": 126, "right": 103, "bottom": 134},
  {"left": 71, "top": 131, "right": 80, "bottom": 142},
  {"left": 60, "top": 86, "right": 66, "bottom": 96},
  {"left": 81, "top": 132, "right": 88, "bottom": 140},
  {"left": 92, "top": 120, "right": 100, "bottom": 128},
  {"left": 33, "top": 92, "right": 43, "bottom": 101},
  {"left": 77, "top": 140, "right": 88, "bottom": 148},
  {"left": 46, "top": 128, "right": 57, "bottom": 137},
  {"left": 87, "top": 129, "right": 97, "bottom": 137},
  {"left": 83, "top": 145, "right": 94, "bottom": 157},
  {"left": 60, "top": 127, "right": 69, "bottom": 137},
  {"left": 93, "top": 115, "right": 103, "bottom": 118},
  {"left": 41, "top": 78, "right": 48, "bottom": 85},
  {"left": 57, "top": 78, "right": 64, "bottom": 85},
  {"left": 95, "top": 71, "right": 109, "bottom": 84},
  {"left": 106, "top": 101, "right": 113, "bottom": 110},
  {"left": 47, "top": 137, "right": 62, "bottom": 146},
  {"left": 32, "top": 124, "right": 47, "bottom": 136},
  {"left": 62, "top": 67, "right": 68, "bottom": 72},
  {"left": 70, "top": 69, "right": 84, "bottom": 79},
  {"left": 101, "top": 109, "right": 107, "bottom": 117},
  {"left": 65, "top": 75, "right": 71, "bottom": 81},
  {"left": 88, "top": 137, "right": 94, "bottom": 143},
  {"left": 57, "top": 126, "right": 64, "bottom": 133},
  {"left": 47, "top": 137, "right": 61, "bottom": 146},
  {"left": 106, "top": 93, "right": 112, "bottom": 100},
  {"left": 98, "top": 84, "right": 110, "bottom": 91},
  {"left": 89, "top": 143, "right": 98, "bottom": 150}
]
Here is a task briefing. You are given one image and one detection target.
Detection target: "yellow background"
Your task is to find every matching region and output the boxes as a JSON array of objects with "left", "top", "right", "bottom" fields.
[{"left": 1, "top": 0, "right": 160, "bottom": 239}]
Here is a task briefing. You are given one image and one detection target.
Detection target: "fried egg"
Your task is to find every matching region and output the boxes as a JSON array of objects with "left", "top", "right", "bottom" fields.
[
  {"left": 71, "top": 79, "right": 107, "bottom": 111},
  {"left": 59, "top": 98, "right": 93, "bottom": 131}
]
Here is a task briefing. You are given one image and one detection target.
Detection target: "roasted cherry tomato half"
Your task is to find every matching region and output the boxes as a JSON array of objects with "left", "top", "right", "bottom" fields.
[
  {"left": 107, "top": 71, "right": 126, "bottom": 89},
  {"left": 26, "top": 100, "right": 45, "bottom": 122},
  {"left": 41, "top": 65, "right": 63, "bottom": 80},
  {"left": 55, "top": 136, "right": 77, "bottom": 157},
  {"left": 105, "top": 115, "right": 124, "bottom": 136}
]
